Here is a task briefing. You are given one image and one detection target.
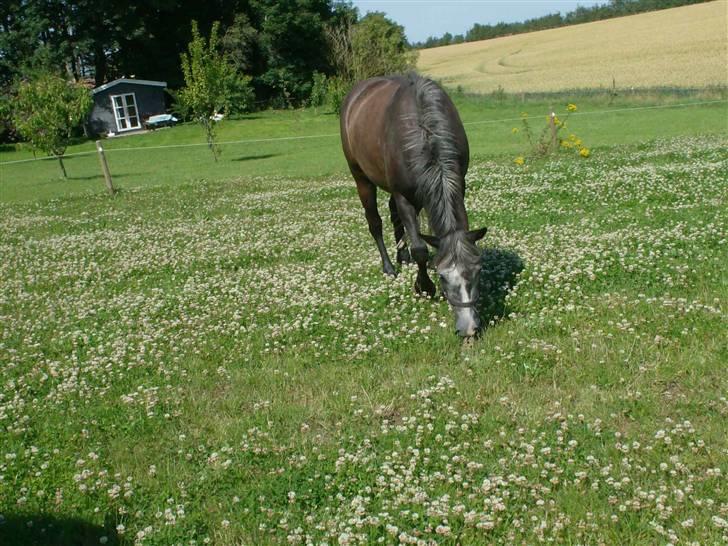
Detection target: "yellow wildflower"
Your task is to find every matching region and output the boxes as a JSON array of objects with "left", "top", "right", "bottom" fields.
[
  {"left": 561, "top": 140, "right": 572, "bottom": 148},
  {"left": 511, "top": 127, "right": 519, "bottom": 134},
  {"left": 547, "top": 114, "right": 562, "bottom": 126},
  {"left": 520, "top": 112, "right": 528, "bottom": 118},
  {"left": 579, "top": 147, "right": 590, "bottom": 158},
  {"left": 567, "top": 103, "right": 577, "bottom": 112},
  {"left": 514, "top": 156, "right": 525, "bottom": 166}
]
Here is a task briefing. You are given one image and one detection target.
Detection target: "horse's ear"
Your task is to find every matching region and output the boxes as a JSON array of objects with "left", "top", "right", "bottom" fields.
[
  {"left": 420, "top": 233, "right": 440, "bottom": 248},
  {"left": 466, "top": 227, "right": 488, "bottom": 243}
]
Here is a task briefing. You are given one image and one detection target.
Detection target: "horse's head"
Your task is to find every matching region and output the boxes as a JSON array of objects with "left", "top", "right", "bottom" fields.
[{"left": 421, "top": 227, "right": 487, "bottom": 338}]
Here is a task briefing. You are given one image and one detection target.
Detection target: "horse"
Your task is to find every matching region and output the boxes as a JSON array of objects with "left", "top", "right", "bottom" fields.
[{"left": 340, "top": 73, "right": 487, "bottom": 337}]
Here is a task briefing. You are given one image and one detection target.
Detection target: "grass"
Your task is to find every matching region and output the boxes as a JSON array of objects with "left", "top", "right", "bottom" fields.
[
  {"left": 1, "top": 91, "right": 726, "bottom": 202},
  {"left": 1, "top": 128, "right": 726, "bottom": 544},
  {"left": 417, "top": 1, "right": 728, "bottom": 93}
]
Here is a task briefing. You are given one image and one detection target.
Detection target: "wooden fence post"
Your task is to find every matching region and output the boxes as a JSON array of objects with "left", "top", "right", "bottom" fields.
[
  {"left": 95, "top": 140, "right": 115, "bottom": 196},
  {"left": 549, "top": 112, "right": 558, "bottom": 152}
]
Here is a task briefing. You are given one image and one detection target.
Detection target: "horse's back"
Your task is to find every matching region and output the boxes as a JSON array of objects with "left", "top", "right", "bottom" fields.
[
  {"left": 340, "top": 77, "right": 406, "bottom": 188},
  {"left": 340, "top": 74, "right": 468, "bottom": 200}
]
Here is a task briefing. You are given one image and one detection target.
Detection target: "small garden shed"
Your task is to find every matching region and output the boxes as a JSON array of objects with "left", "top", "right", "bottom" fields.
[{"left": 88, "top": 78, "right": 167, "bottom": 136}]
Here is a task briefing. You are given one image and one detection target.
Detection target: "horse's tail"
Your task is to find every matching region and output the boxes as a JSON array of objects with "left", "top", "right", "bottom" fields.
[{"left": 403, "top": 74, "right": 463, "bottom": 236}]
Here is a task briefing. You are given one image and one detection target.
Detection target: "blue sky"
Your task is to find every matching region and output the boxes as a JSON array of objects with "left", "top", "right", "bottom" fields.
[{"left": 350, "top": 1, "right": 605, "bottom": 43}]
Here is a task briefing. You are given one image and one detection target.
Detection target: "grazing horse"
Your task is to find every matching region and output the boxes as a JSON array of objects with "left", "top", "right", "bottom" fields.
[{"left": 340, "top": 73, "right": 487, "bottom": 337}]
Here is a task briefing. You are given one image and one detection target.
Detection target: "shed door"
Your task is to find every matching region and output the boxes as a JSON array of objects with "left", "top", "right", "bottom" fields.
[{"left": 111, "top": 93, "right": 141, "bottom": 132}]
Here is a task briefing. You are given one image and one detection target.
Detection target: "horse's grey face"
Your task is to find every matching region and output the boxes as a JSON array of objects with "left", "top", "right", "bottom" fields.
[
  {"left": 422, "top": 227, "right": 488, "bottom": 338},
  {"left": 438, "top": 261, "right": 482, "bottom": 337}
]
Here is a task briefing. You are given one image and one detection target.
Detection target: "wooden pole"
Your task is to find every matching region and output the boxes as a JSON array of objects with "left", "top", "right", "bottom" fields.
[
  {"left": 549, "top": 112, "right": 558, "bottom": 153},
  {"left": 95, "top": 140, "right": 115, "bottom": 195}
]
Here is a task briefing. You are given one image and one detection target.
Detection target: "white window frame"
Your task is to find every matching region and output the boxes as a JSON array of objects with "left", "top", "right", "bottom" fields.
[{"left": 110, "top": 92, "right": 141, "bottom": 132}]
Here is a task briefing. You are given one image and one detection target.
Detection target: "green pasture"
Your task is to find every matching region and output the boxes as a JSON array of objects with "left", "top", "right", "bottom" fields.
[
  {"left": 0, "top": 89, "right": 727, "bottom": 544},
  {"left": 2, "top": 134, "right": 727, "bottom": 544},
  {"left": 2, "top": 91, "right": 726, "bottom": 202}
]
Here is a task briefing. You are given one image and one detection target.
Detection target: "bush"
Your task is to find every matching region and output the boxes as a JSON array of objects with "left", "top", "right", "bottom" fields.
[
  {"left": 225, "top": 73, "right": 255, "bottom": 115},
  {"left": 309, "top": 71, "right": 328, "bottom": 109},
  {"left": 326, "top": 76, "right": 351, "bottom": 115},
  {"left": 512, "top": 103, "right": 590, "bottom": 164}
]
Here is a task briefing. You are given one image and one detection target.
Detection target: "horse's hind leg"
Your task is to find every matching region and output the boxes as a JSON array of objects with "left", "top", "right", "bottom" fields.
[
  {"left": 388, "top": 196, "right": 411, "bottom": 265},
  {"left": 354, "top": 174, "right": 396, "bottom": 277},
  {"left": 393, "top": 194, "right": 436, "bottom": 298}
]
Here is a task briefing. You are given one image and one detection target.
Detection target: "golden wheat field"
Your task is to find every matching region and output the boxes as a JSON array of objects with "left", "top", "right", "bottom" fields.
[{"left": 418, "top": 1, "right": 728, "bottom": 93}]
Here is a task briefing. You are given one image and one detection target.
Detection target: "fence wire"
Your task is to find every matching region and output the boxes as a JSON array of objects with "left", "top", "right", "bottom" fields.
[{"left": 1, "top": 99, "right": 726, "bottom": 167}]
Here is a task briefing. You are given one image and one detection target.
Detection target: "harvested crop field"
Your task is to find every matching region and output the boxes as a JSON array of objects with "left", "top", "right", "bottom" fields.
[{"left": 418, "top": 1, "right": 728, "bottom": 93}]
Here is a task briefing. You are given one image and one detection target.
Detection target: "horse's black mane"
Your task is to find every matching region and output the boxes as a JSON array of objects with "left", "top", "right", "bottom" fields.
[
  {"left": 401, "top": 74, "right": 478, "bottom": 268},
  {"left": 402, "top": 73, "right": 463, "bottom": 236}
]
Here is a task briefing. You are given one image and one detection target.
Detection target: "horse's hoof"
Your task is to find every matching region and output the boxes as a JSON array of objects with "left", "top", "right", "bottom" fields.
[
  {"left": 383, "top": 263, "right": 397, "bottom": 277},
  {"left": 396, "top": 248, "right": 412, "bottom": 265},
  {"left": 414, "top": 279, "right": 436, "bottom": 298}
]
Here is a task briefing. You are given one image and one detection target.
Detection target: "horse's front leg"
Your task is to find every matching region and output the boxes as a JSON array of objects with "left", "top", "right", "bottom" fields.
[
  {"left": 393, "top": 194, "right": 436, "bottom": 297},
  {"left": 354, "top": 175, "right": 396, "bottom": 277},
  {"left": 388, "top": 196, "right": 411, "bottom": 265}
]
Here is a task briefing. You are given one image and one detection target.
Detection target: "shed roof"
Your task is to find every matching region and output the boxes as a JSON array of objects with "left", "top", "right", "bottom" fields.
[{"left": 92, "top": 78, "right": 167, "bottom": 95}]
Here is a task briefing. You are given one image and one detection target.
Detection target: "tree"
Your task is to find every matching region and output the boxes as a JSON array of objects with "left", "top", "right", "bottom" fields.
[
  {"left": 13, "top": 73, "right": 92, "bottom": 177},
  {"left": 177, "top": 20, "right": 239, "bottom": 161},
  {"left": 1, "top": 0, "right": 354, "bottom": 117},
  {"left": 250, "top": 0, "right": 334, "bottom": 105},
  {"left": 322, "top": 11, "right": 417, "bottom": 114},
  {"left": 0, "top": 89, "right": 14, "bottom": 142},
  {"left": 350, "top": 12, "right": 417, "bottom": 81},
  {"left": 221, "top": 13, "right": 260, "bottom": 75}
]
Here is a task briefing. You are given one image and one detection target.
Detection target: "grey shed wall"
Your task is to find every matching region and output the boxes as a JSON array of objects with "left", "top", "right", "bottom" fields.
[{"left": 88, "top": 83, "right": 166, "bottom": 136}]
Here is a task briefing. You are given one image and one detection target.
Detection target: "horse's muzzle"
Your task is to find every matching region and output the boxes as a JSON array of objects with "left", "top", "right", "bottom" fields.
[{"left": 455, "top": 311, "right": 481, "bottom": 338}]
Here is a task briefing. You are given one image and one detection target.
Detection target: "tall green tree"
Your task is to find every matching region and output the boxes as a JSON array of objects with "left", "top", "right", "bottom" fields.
[
  {"left": 221, "top": 12, "right": 260, "bottom": 75},
  {"left": 1, "top": 0, "right": 377, "bottom": 127},
  {"left": 0, "top": 0, "right": 136, "bottom": 86},
  {"left": 0, "top": 1, "right": 68, "bottom": 86},
  {"left": 323, "top": 10, "right": 417, "bottom": 113},
  {"left": 177, "top": 20, "right": 242, "bottom": 161},
  {"left": 350, "top": 12, "right": 417, "bottom": 81},
  {"left": 249, "top": 0, "right": 333, "bottom": 105},
  {"left": 12, "top": 73, "right": 92, "bottom": 177},
  {"left": 325, "top": 4, "right": 356, "bottom": 82}
]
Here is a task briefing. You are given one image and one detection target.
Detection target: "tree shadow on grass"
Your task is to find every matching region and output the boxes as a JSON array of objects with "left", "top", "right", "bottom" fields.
[
  {"left": 0, "top": 513, "right": 122, "bottom": 546},
  {"left": 476, "top": 247, "right": 525, "bottom": 328},
  {"left": 231, "top": 114, "right": 263, "bottom": 121},
  {"left": 66, "top": 172, "right": 144, "bottom": 181},
  {"left": 232, "top": 153, "right": 280, "bottom": 162}
]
